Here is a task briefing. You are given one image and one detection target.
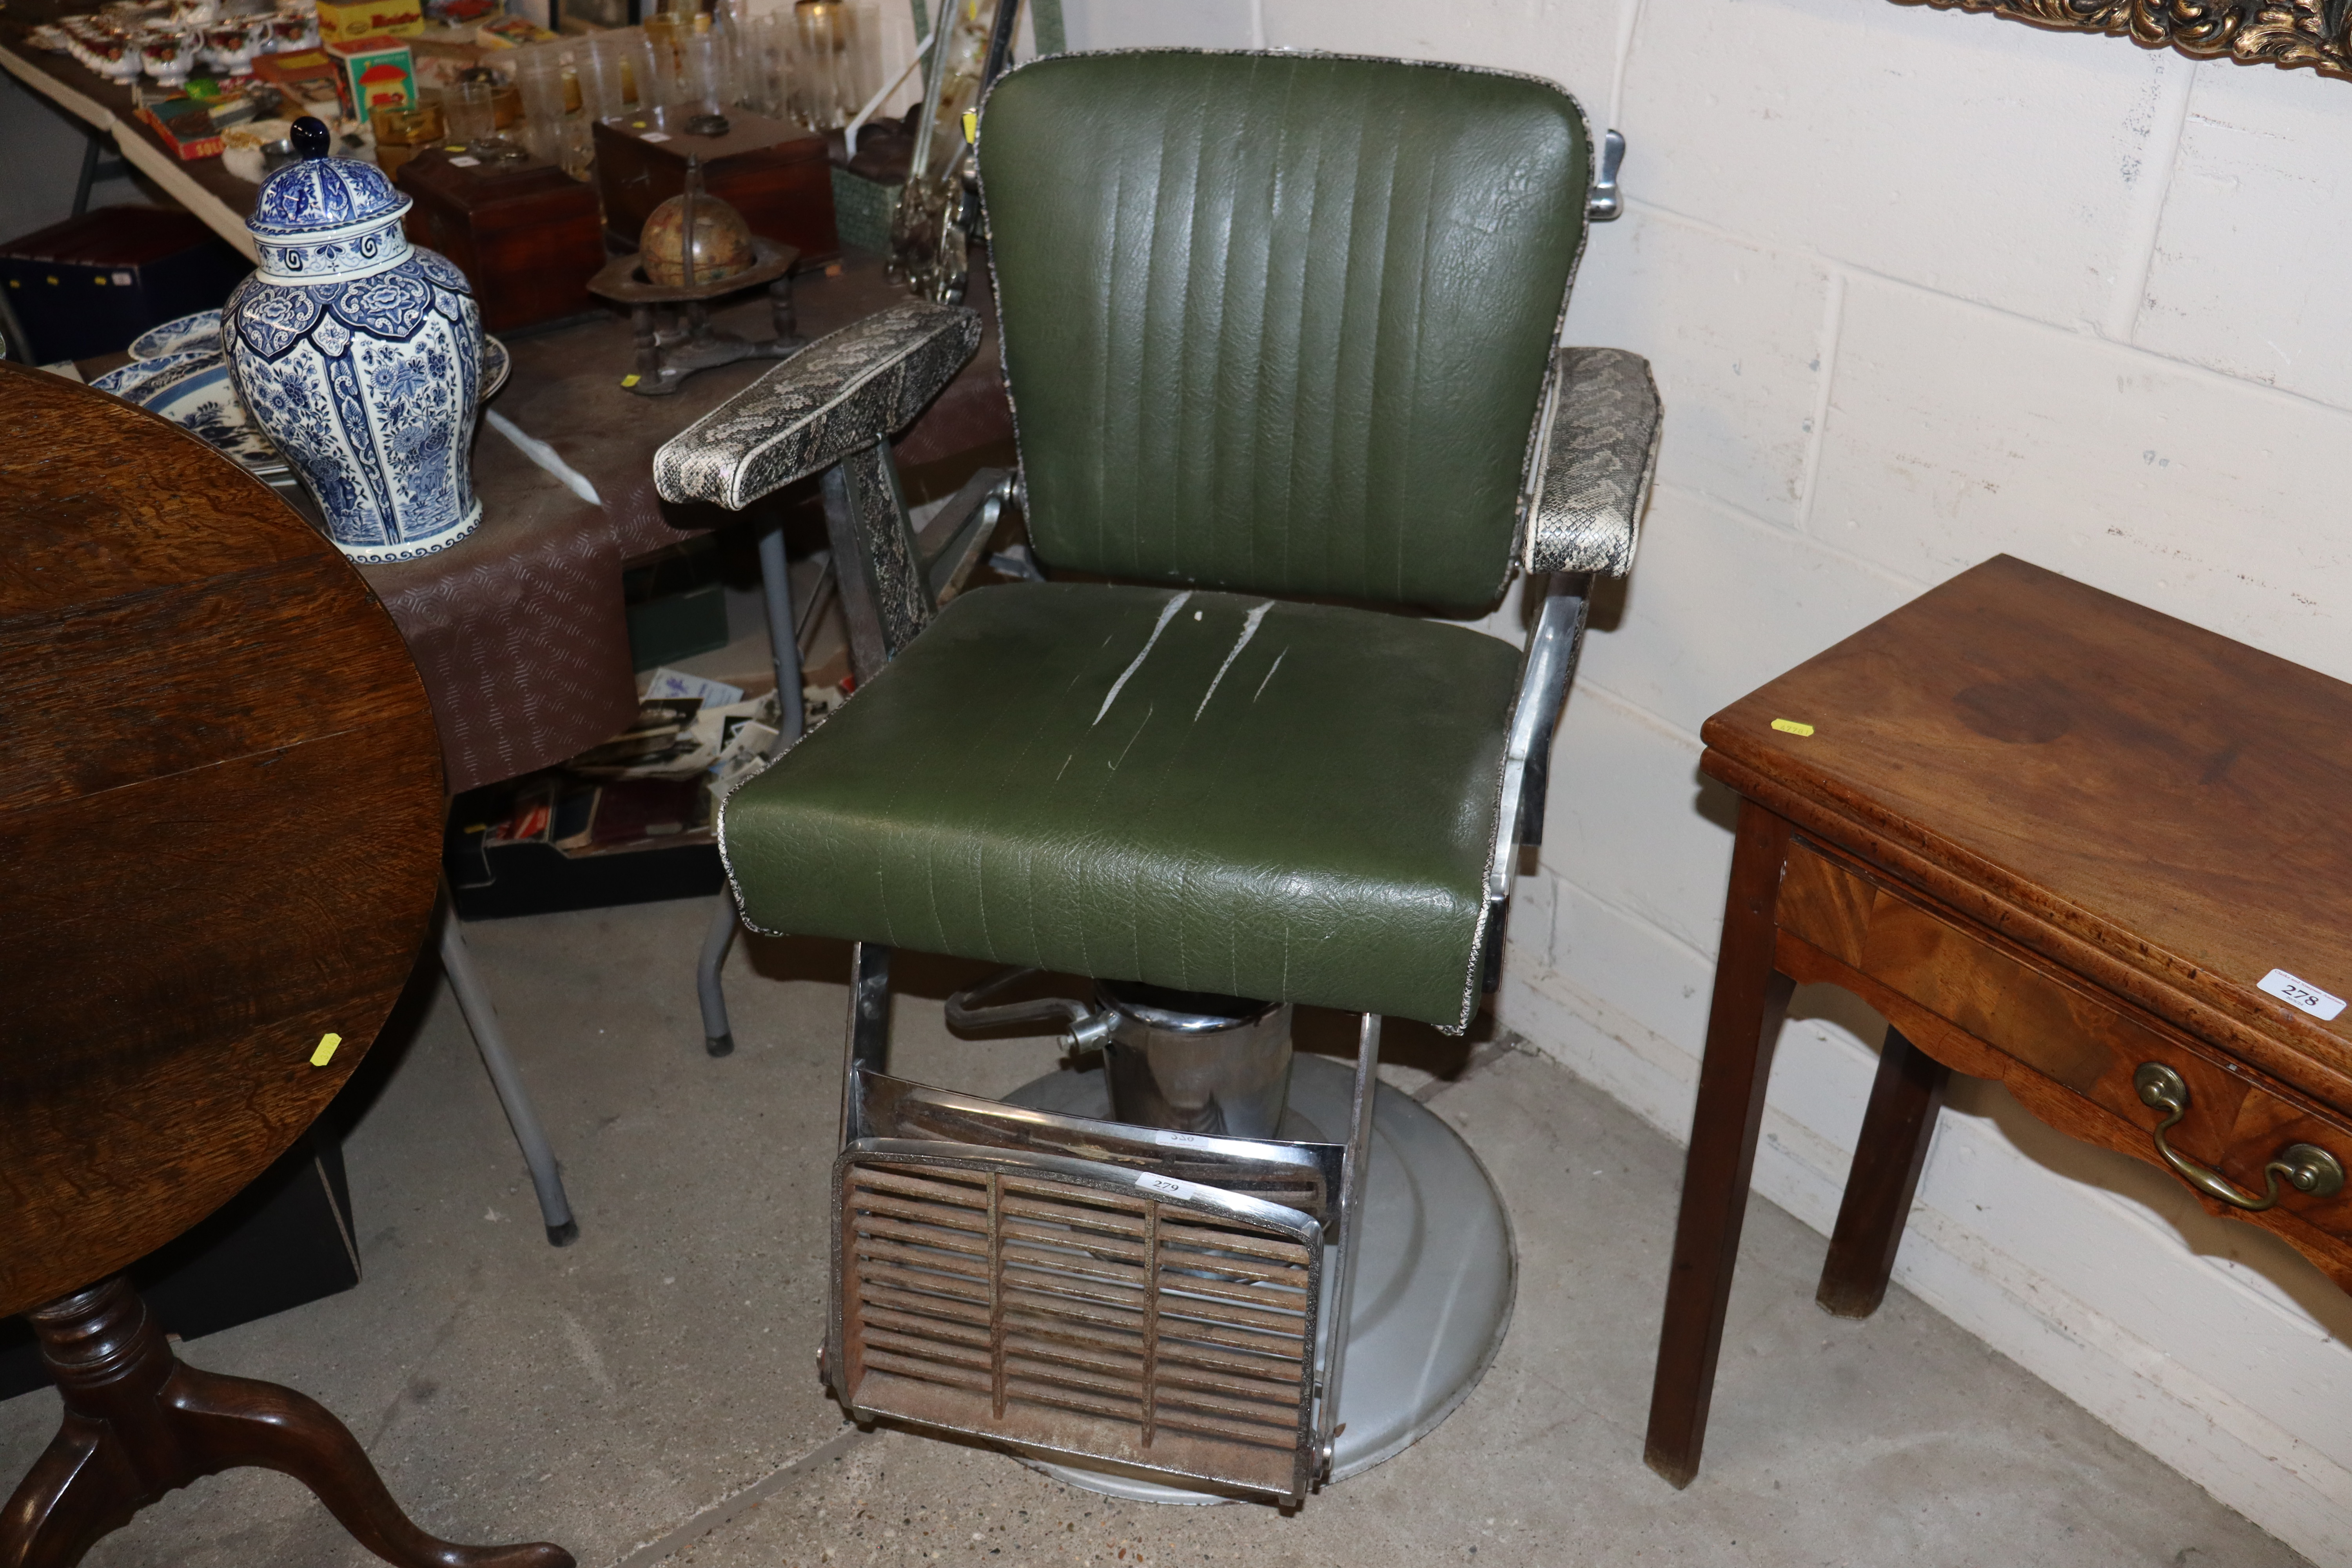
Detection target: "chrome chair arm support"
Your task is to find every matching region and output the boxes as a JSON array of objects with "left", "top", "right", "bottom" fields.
[
  {"left": 1487, "top": 572, "right": 1593, "bottom": 907},
  {"left": 1523, "top": 344, "right": 1661, "bottom": 578},
  {"left": 1586, "top": 128, "right": 1627, "bottom": 223},
  {"left": 652, "top": 298, "right": 983, "bottom": 512}
]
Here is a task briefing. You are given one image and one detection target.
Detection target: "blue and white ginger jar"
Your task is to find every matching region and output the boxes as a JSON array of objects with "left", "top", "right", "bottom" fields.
[{"left": 223, "top": 119, "right": 483, "bottom": 562}]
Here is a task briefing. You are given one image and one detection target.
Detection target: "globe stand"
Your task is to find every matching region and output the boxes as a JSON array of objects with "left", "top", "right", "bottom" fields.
[{"left": 587, "top": 238, "right": 804, "bottom": 398}]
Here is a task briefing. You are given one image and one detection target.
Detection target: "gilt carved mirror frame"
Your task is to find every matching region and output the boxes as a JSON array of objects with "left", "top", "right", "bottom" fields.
[{"left": 1893, "top": 0, "right": 2352, "bottom": 83}]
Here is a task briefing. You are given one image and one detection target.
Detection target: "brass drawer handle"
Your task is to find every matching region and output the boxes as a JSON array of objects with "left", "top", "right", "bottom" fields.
[{"left": 2132, "top": 1063, "right": 2347, "bottom": 1211}]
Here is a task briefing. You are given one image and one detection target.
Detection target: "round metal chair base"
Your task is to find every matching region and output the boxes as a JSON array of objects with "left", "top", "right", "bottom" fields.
[{"left": 1000, "top": 1051, "right": 1515, "bottom": 1504}]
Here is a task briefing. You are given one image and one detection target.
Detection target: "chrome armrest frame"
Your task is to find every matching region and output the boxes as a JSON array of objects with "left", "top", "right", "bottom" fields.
[
  {"left": 1522, "top": 345, "right": 1661, "bottom": 579},
  {"left": 1486, "top": 573, "right": 1593, "bottom": 909},
  {"left": 653, "top": 298, "right": 983, "bottom": 512}
]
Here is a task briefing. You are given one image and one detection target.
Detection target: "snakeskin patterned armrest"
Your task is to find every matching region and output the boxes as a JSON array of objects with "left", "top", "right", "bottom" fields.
[
  {"left": 1523, "top": 347, "right": 1661, "bottom": 577},
  {"left": 654, "top": 299, "right": 984, "bottom": 512}
]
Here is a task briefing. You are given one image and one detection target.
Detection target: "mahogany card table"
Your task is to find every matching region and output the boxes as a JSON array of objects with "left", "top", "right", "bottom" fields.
[{"left": 1644, "top": 554, "right": 2352, "bottom": 1486}]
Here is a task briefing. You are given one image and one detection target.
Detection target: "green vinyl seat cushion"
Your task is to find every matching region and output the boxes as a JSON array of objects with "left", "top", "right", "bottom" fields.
[{"left": 721, "top": 582, "right": 1524, "bottom": 1030}]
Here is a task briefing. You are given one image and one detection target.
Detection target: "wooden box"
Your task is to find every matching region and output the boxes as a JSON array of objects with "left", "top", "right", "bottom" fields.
[
  {"left": 396, "top": 149, "right": 604, "bottom": 332},
  {"left": 592, "top": 106, "right": 838, "bottom": 266},
  {"left": 0, "top": 205, "right": 250, "bottom": 362},
  {"left": 315, "top": 0, "right": 423, "bottom": 43}
]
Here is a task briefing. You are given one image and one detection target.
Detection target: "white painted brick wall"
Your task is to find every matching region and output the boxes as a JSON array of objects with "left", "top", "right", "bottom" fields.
[
  {"left": 1617, "top": 0, "right": 2183, "bottom": 333},
  {"left": 1038, "top": 0, "right": 2352, "bottom": 1555},
  {"left": 1560, "top": 211, "right": 1836, "bottom": 525},
  {"left": 2140, "top": 62, "right": 2352, "bottom": 410},
  {"left": 1813, "top": 276, "right": 2352, "bottom": 675}
]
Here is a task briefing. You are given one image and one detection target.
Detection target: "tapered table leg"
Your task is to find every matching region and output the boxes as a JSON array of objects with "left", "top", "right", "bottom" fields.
[
  {"left": 1816, "top": 1026, "right": 1950, "bottom": 1319},
  {"left": 0, "top": 1278, "right": 573, "bottom": 1568},
  {"left": 1644, "top": 800, "right": 1794, "bottom": 1489}
]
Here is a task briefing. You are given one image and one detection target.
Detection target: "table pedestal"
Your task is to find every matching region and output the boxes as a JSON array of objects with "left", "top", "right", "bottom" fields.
[{"left": 0, "top": 1276, "right": 573, "bottom": 1568}]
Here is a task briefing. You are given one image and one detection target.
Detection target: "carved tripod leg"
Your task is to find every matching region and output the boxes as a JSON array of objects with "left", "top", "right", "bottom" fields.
[
  {"left": 161, "top": 1366, "right": 571, "bottom": 1568},
  {"left": 0, "top": 1278, "right": 573, "bottom": 1568},
  {"left": 0, "top": 1418, "right": 146, "bottom": 1568}
]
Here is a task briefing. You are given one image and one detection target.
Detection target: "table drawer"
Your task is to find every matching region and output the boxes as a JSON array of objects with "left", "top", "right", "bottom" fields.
[{"left": 1777, "top": 841, "right": 2352, "bottom": 1235}]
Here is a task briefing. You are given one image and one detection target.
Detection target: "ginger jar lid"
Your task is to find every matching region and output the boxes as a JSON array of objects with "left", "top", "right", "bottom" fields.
[{"left": 247, "top": 117, "right": 414, "bottom": 283}]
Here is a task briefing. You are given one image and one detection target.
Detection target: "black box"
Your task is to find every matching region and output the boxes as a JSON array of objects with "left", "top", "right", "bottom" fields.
[
  {"left": 0, "top": 1131, "right": 359, "bottom": 1401},
  {"left": 445, "top": 773, "right": 725, "bottom": 921},
  {"left": 0, "top": 205, "right": 252, "bottom": 364}
]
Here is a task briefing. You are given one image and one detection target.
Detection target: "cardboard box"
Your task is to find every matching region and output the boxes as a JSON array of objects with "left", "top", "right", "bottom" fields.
[
  {"left": 474, "top": 13, "right": 555, "bottom": 46},
  {"left": 407, "top": 29, "right": 486, "bottom": 89},
  {"left": 327, "top": 35, "right": 416, "bottom": 116},
  {"left": 316, "top": 0, "right": 424, "bottom": 43},
  {"left": 252, "top": 44, "right": 342, "bottom": 100},
  {"left": 135, "top": 97, "right": 225, "bottom": 160}
]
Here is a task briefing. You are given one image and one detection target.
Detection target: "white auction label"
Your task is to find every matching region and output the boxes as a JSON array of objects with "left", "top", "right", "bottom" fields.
[
  {"left": 1136, "top": 1173, "right": 1189, "bottom": 1198},
  {"left": 2258, "top": 968, "right": 2347, "bottom": 1022}
]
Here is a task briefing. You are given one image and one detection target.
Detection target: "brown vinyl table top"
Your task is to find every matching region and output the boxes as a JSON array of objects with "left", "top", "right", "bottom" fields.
[
  {"left": 6, "top": 0, "right": 1014, "bottom": 798},
  {"left": 73, "top": 257, "right": 1009, "bottom": 795},
  {"left": 1702, "top": 553, "right": 2352, "bottom": 1106}
]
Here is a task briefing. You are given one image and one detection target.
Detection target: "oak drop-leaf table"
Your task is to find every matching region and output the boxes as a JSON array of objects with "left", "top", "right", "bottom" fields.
[
  {"left": 1644, "top": 554, "right": 2352, "bottom": 1486},
  {"left": 0, "top": 363, "right": 570, "bottom": 1565}
]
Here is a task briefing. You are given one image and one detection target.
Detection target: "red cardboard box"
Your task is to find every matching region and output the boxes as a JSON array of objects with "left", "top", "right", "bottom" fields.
[{"left": 136, "top": 98, "right": 224, "bottom": 160}]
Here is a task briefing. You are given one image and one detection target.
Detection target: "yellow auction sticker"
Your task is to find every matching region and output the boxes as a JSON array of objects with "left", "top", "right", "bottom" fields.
[
  {"left": 310, "top": 1032, "right": 343, "bottom": 1067},
  {"left": 1770, "top": 718, "right": 1815, "bottom": 737}
]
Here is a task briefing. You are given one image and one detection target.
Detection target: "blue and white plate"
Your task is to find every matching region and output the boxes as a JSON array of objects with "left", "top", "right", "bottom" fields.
[
  {"left": 90, "top": 347, "right": 212, "bottom": 402},
  {"left": 129, "top": 308, "right": 223, "bottom": 360},
  {"left": 98, "top": 333, "right": 512, "bottom": 479},
  {"left": 138, "top": 361, "right": 290, "bottom": 476},
  {"left": 480, "top": 334, "right": 510, "bottom": 400}
]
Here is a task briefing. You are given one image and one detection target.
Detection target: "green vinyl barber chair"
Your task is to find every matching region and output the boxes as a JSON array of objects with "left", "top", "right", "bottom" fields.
[{"left": 652, "top": 49, "right": 1659, "bottom": 1506}]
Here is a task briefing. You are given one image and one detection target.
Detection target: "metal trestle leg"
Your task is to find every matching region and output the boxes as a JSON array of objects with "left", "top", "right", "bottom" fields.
[
  {"left": 692, "top": 520, "right": 807, "bottom": 1057},
  {"left": 439, "top": 909, "right": 578, "bottom": 1246}
]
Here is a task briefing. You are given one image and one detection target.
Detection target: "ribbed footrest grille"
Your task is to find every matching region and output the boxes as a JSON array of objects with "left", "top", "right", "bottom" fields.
[{"left": 831, "top": 1143, "right": 1325, "bottom": 1501}]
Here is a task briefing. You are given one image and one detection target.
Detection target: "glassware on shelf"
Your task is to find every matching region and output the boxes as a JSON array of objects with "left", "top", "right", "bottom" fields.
[
  {"left": 677, "top": 26, "right": 724, "bottom": 110},
  {"left": 508, "top": 43, "right": 569, "bottom": 164},
  {"left": 444, "top": 78, "right": 497, "bottom": 145},
  {"left": 579, "top": 27, "right": 638, "bottom": 117},
  {"left": 791, "top": 0, "right": 873, "bottom": 130},
  {"left": 734, "top": 9, "right": 794, "bottom": 119}
]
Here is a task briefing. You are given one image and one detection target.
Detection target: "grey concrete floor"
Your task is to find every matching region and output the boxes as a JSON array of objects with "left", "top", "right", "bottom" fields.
[{"left": 0, "top": 897, "right": 2304, "bottom": 1568}]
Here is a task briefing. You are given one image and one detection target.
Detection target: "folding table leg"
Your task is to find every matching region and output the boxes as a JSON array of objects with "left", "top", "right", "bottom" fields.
[
  {"left": 696, "top": 898, "right": 738, "bottom": 1057},
  {"left": 440, "top": 911, "right": 578, "bottom": 1247},
  {"left": 1644, "top": 801, "right": 1794, "bottom": 1486},
  {"left": 1815, "top": 1026, "right": 1949, "bottom": 1318},
  {"left": 692, "top": 522, "right": 806, "bottom": 1059}
]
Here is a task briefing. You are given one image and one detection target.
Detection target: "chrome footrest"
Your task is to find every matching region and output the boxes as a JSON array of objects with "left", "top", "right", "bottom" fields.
[{"left": 829, "top": 1139, "right": 1326, "bottom": 1503}]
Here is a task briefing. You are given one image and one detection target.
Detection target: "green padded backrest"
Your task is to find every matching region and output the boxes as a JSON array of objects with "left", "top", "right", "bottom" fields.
[{"left": 977, "top": 51, "right": 1592, "bottom": 615}]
